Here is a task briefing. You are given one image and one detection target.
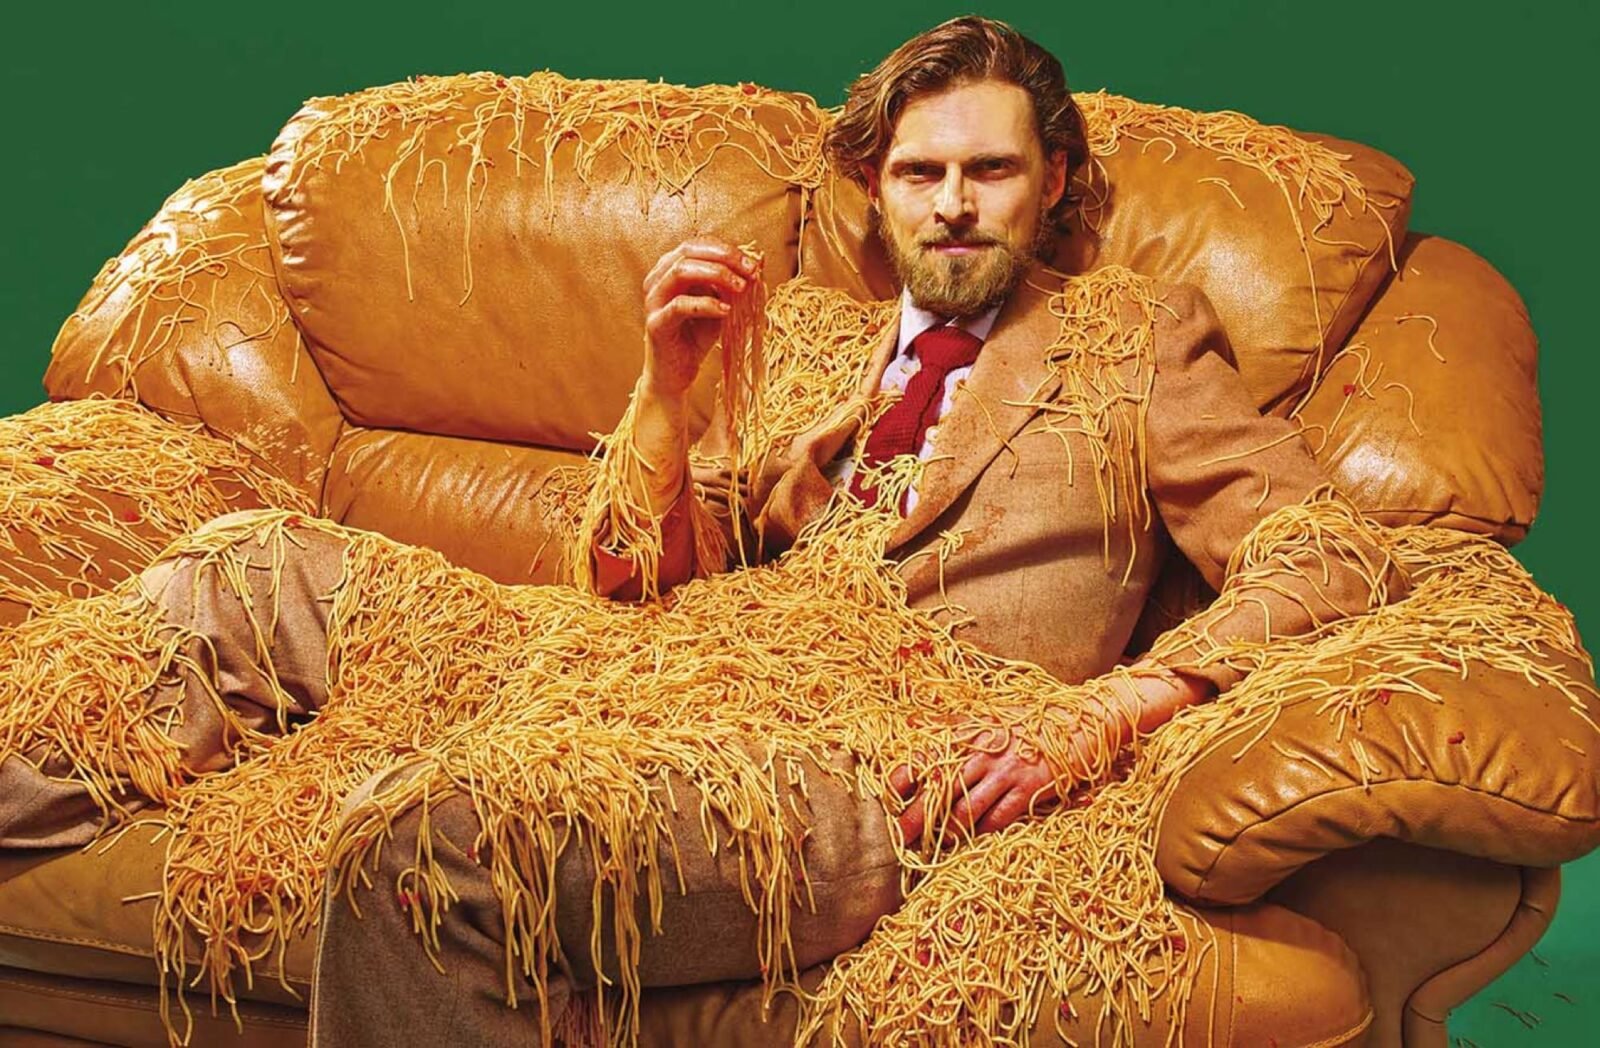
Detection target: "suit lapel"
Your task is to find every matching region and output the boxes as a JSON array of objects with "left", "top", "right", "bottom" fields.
[
  {"left": 887, "top": 266, "right": 1065, "bottom": 552},
  {"left": 752, "top": 267, "right": 1067, "bottom": 555},
  {"left": 746, "top": 316, "right": 899, "bottom": 550}
]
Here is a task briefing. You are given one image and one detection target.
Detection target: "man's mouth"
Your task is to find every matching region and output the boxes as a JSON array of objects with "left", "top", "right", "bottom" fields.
[{"left": 923, "top": 239, "right": 997, "bottom": 256}]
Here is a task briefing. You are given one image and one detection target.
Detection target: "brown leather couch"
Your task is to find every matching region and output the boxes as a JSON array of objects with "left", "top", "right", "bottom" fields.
[{"left": 1, "top": 71, "right": 1594, "bottom": 1047}]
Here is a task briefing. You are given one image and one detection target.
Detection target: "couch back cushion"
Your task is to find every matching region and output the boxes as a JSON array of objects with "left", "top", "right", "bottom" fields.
[
  {"left": 1289, "top": 234, "right": 1542, "bottom": 543},
  {"left": 263, "top": 72, "right": 828, "bottom": 453},
  {"left": 802, "top": 91, "right": 1415, "bottom": 415}
]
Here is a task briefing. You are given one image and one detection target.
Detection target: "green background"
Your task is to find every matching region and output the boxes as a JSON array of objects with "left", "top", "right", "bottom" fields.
[{"left": 3, "top": 0, "right": 1594, "bottom": 1040}]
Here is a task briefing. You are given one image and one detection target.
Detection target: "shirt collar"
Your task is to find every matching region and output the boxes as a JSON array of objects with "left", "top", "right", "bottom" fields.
[{"left": 896, "top": 286, "right": 1003, "bottom": 357}]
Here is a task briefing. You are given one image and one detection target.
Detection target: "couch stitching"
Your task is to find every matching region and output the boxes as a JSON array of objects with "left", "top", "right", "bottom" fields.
[
  {"left": 0, "top": 923, "right": 146, "bottom": 958},
  {"left": 0, "top": 972, "right": 305, "bottom": 1028},
  {"left": 0, "top": 924, "right": 309, "bottom": 987},
  {"left": 1298, "top": 1005, "right": 1374, "bottom": 1048}
]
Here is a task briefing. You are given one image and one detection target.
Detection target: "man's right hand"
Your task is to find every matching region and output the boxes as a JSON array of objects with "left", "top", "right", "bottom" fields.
[{"left": 642, "top": 238, "right": 760, "bottom": 398}]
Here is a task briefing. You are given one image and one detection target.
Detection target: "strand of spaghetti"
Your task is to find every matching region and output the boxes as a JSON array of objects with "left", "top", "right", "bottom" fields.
[
  {"left": 1382, "top": 380, "right": 1426, "bottom": 437},
  {"left": 1196, "top": 176, "right": 1246, "bottom": 210},
  {"left": 1192, "top": 426, "right": 1309, "bottom": 467},
  {"left": 1395, "top": 313, "right": 1446, "bottom": 363}
]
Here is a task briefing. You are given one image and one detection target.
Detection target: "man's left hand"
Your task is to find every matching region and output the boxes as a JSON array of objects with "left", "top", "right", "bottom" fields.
[
  {"left": 887, "top": 664, "right": 1217, "bottom": 848},
  {"left": 888, "top": 724, "right": 1070, "bottom": 848}
]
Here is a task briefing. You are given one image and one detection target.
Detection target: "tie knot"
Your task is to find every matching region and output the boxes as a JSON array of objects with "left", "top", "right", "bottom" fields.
[{"left": 910, "top": 324, "right": 984, "bottom": 373}]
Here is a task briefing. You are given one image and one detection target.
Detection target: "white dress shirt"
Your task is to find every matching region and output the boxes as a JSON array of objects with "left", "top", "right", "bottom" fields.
[{"left": 829, "top": 288, "right": 1003, "bottom": 513}]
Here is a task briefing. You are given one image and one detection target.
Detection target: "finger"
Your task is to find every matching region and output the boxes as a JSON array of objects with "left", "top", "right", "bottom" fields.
[
  {"left": 957, "top": 749, "right": 995, "bottom": 790},
  {"left": 647, "top": 296, "right": 732, "bottom": 341},
  {"left": 973, "top": 788, "right": 1033, "bottom": 836},
  {"left": 888, "top": 764, "right": 915, "bottom": 799},
  {"left": 946, "top": 769, "right": 1011, "bottom": 836},
  {"left": 645, "top": 239, "right": 756, "bottom": 291},
  {"left": 649, "top": 295, "right": 733, "bottom": 326},
  {"left": 645, "top": 258, "right": 750, "bottom": 312},
  {"left": 677, "top": 237, "right": 760, "bottom": 275},
  {"left": 643, "top": 241, "right": 688, "bottom": 290},
  {"left": 897, "top": 793, "right": 926, "bottom": 849}
]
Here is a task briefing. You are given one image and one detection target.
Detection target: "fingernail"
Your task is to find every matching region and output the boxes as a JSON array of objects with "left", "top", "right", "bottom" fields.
[{"left": 733, "top": 276, "right": 747, "bottom": 291}]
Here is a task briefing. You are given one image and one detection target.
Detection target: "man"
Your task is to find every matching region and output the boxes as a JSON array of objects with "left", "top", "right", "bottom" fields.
[
  {"left": 309, "top": 16, "right": 1396, "bottom": 1045},
  {"left": 588, "top": 16, "right": 1388, "bottom": 845}
]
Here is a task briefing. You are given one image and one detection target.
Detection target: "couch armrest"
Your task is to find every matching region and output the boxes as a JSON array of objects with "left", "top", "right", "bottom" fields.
[
  {"left": 43, "top": 156, "right": 344, "bottom": 501},
  {"left": 1155, "top": 645, "right": 1600, "bottom": 905},
  {"left": 0, "top": 399, "right": 314, "bottom": 624}
]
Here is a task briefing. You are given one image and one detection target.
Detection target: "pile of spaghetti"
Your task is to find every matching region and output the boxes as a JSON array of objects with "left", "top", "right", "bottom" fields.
[{"left": 0, "top": 275, "right": 1593, "bottom": 1048}]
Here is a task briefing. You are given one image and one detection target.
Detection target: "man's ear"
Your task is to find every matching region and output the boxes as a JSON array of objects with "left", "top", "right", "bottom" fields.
[
  {"left": 1043, "top": 148, "right": 1068, "bottom": 211},
  {"left": 862, "top": 162, "right": 881, "bottom": 207}
]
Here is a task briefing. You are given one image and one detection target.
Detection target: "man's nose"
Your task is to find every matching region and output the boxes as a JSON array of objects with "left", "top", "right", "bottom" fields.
[{"left": 932, "top": 168, "right": 975, "bottom": 226}]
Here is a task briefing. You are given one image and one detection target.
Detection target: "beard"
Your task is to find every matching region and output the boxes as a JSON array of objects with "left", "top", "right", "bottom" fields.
[{"left": 874, "top": 202, "right": 1054, "bottom": 317}]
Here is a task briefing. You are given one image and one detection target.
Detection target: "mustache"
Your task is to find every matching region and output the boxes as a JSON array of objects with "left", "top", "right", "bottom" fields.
[{"left": 918, "top": 231, "right": 1005, "bottom": 249}]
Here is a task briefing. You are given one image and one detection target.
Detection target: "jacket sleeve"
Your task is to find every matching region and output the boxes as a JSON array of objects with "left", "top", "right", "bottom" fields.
[
  {"left": 1140, "top": 282, "right": 1410, "bottom": 695},
  {"left": 581, "top": 381, "right": 814, "bottom": 601},
  {"left": 587, "top": 480, "right": 705, "bottom": 601}
]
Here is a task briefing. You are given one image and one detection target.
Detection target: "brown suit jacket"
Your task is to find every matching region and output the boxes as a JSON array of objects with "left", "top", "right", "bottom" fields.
[{"left": 592, "top": 264, "right": 1397, "bottom": 693}]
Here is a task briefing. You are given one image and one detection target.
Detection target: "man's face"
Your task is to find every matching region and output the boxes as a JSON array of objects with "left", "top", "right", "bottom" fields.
[{"left": 866, "top": 78, "right": 1067, "bottom": 318}]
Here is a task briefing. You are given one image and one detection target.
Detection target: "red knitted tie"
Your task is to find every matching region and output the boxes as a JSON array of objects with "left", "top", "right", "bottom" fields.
[{"left": 849, "top": 324, "right": 984, "bottom": 513}]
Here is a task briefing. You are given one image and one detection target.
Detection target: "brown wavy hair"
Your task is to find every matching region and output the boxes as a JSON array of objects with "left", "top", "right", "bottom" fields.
[{"left": 825, "top": 16, "right": 1090, "bottom": 223}]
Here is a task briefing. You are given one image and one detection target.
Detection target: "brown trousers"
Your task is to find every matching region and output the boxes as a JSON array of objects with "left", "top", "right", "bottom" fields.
[{"left": 0, "top": 510, "right": 904, "bottom": 1045}]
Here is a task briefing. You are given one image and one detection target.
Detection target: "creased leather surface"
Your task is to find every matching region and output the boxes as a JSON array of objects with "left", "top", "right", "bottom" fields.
[
  {"left": 44, "top": 157, "right": 343, "bottom": 500},
  {"left": 321, "top": 426, "right": 586, "bottom": 585},
  {"left": 264, "top": 80, "right": 816, "bottom": 451},
  {"left": 1157, "top": 653, "right": 1600, "bottom": 903},
  {"left": 1292, "top": 233, "right": 1542, "bottom": 543}
]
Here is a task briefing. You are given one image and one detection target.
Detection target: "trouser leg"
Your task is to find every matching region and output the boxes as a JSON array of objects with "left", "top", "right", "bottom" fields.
[
  {"left": 311, "top": 755, "right": 904, "bottom": 1047},
  {"left": 0, "top": 509, "right": 350, "bottom": 848},
  {"left": 311, "top": 764, "right": 568, "bottom": 1048}
]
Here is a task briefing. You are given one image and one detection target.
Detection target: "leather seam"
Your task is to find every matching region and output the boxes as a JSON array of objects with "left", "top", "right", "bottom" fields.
[
  {"left": 1299, "top": 1004, "right": 1374, "bottom": 1048},
  {"left": 0, "top": 972, "right": 305, "bottom": 1028},
  {"left": 0, "top": 924, "right": 308, "bottom": 987},
  {"left": 0, "top": 922, "right": 148, "bottom": 959},
  {"left": 1226, "top": 909, "right": 1237, "bottom": 1045}
]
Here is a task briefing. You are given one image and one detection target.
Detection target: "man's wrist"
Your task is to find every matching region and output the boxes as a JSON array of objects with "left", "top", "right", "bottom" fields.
[
  {"left": 628, "top": 372, "right": 692, "bottom": 512},
  {"left": 1119, "top": 662, "right": 1216, "bottom": 735},
  {"left": 638, "top": 359, "right": 694, "bottom": 404}
]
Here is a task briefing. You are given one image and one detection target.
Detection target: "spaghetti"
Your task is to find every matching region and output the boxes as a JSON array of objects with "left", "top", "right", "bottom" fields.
[{"left": 0, "top": 275, "right": 1590, "bottom": 1048}]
